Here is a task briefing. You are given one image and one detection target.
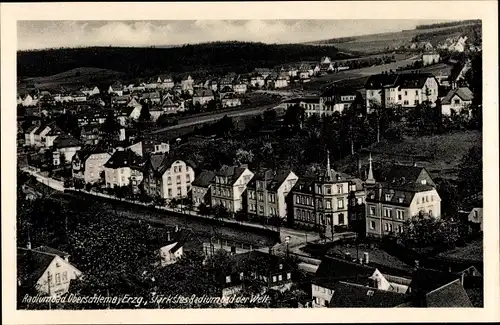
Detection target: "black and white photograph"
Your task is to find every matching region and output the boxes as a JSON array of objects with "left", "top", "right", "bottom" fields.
[{"left": 2, "top": 1, "right": 499, "bottom": 324}]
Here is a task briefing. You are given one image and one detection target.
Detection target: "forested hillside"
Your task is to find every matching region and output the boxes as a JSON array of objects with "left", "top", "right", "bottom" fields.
[{"left": 17, "top": 41, "right": 350, "bottom": 78}]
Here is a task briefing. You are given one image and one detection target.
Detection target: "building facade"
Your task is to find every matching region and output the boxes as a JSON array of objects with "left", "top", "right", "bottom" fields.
[{"left": 211, "top": 165, "right": 254, "bottom": 213}]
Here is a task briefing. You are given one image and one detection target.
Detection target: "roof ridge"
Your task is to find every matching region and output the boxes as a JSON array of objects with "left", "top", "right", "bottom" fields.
[{"left": 427, "top": 278, "right": 461, "bottom": 295}]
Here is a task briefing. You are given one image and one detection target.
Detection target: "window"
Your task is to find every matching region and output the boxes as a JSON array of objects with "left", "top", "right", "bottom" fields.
[
  {"left": 226, "top": 276, "right": 231, "bottom": 283},
  {"left": 397, "top": 210, "right": 405, "bottom": 220},
  {"left": 404, "top": 100, "right": 409, "bottom": 105},
  {"left": 167, "top": 177, "right": 172, "bottom": 185},
  {"left": 389, "top": 224, "right": 393, "bottom": 232},
  {"left": 279, "top": 263, "right": 283, "bottom": 270},
  {"left": 369, "top": 206, "right": 376, "bottom": 216},
  {"left": 259, "top": 205, "right": 264, "bottom": 214},
  {"left": 186, "top": 174, "right": 191, "bottom": 182},
  {"left": 421, "top": 179, "right": 427, "bottom": 185},
  {"left": 121, "top": 176, "right": 125, "bottom": 183},
  {"left": 367, "top": 290, "right": 374, "bottom": 297},
  {"left": 398, "top": 94, "right": 402, "bottom": 100},
  {"left": 404, "top": 91, "right": 408, "bottom": 96},
  {"left": 62, "top": 271, "right": 68, "bottom": 281},
  {"left": 287, "top": 273, "right": 291, "bottom": 280},
  {"left": 239, "top": 272, "right": 244, "bottom": 280},
  {"left": 337, "top": 199, "right": 344, "bottom": 209},
  {"left": 397, "top": 225, "right": 403, "bottom": 233},
  {"left": 55, "top": 273, "right": 61, "bottom": 284},
  {"left": 431, "top": 195, "right": 434, "bottom": 201},
  {"left": 370, "top": 221, "right": 376, "bottom": 230},
  {"left": 168, "top": 189, "right": 172, "bottom": 197},
  {"left": 258, "top": 193, "right": 264, "bottom": 202},
  {"left": 339, "top": 213, "right": 345, "bottom": 225},
  {"left": 326, "top": 187, "right": 332, "bottom": 194},
  {"left": 417, "top": 198, "right": 420, "bottom": 204},
  {"left": 415, "top": 90, "right": 419, "bottom": 96},
  {"left": 272, "top": 276, "right": 277, "bottom": 283},
  {"left": 384, "top": 208, "right": 392, "bottom": 218},
  {"left": 177, "top": 187, "right": 181, "bottom": 196},
  {"left": 454, "top": 99, "right": 460, "bottom": 105},
  {"left": 278, "top": 275, "right": 283, "bottom": 281},
  {"left": 414, "top": 99, "right": 419, "bottom": 105},
  {"left": 176, "top": 175, "right": 181, "bottom": 184},
  {"left": 337, "top": 185, "right": 343, "bottom": 194},
  {"left": 429, "top": 210, "right": 433, "bottom": 217},
  {"left": 326, "top": 200, "right": 332, "bottom": 209},
  {"left": 384, "top": 223, "right": 389, "bottom": 231},
  {"left": 385, "top": 194, "right": 391, "bottom": 201}
]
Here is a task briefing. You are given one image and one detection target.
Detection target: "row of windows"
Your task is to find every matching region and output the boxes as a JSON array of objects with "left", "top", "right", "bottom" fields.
[
  {"left": 295, "top": 196, "right": 344, "bottom": 210},
  {"left": 249, "top": 191, "right": 276, "bottom": 203},
  {"left": 166, "top": 174, "right": 191, "bottom": 185},
  {"left": 47, "top": 271, "right": 69, "bottom": 285},
  {"left": 225, "top": 272, "right": 291, "bottom": 284},
  {"left": 295, "top": 209, "right": 315, "bottom": 223},
  {"left": 417, "top": 195, "right": 435, "bottom": 204}
]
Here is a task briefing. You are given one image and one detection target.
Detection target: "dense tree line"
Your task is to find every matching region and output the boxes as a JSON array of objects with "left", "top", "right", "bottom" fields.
[
  {"left": 411, "top": 24, "right": 481, "bottom": 44},
  {"left": 18, "top": 42, "right": 350, "bottom": 78},
  {"left": 415, "top": 20, "right": 481, "bottom": 30}
]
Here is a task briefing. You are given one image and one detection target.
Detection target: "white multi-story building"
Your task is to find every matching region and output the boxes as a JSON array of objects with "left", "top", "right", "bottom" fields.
[{"left": 211, "top": 165, "right": 254, "bottom": 213}]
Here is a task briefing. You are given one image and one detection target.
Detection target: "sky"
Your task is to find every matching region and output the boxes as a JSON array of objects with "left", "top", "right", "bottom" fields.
[{"left": 17, "top": 20, "right": 451, "bottom": 50}]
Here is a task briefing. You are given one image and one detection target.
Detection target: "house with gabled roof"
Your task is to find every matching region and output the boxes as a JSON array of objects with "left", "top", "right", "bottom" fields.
[
  {"left": 52, "top": 135, "right": 82, "bottom": 165},
  {"left": 142, "top": 153, "right": 195, "bottom": 200},
  {"left": 72, "top": 145, "right": 112, "bottom": 184},
  {"left": 211, "top": 165, "right": 254, "bottom": 213},
  {"left": 221, "top": 93, "right": 242, "bottom": 108},
  {"left": 193, "top": 89, "right": 215, "bottom": 106},
  {"left": 80, "top": 86, "right": 100, "bottom": 96},
  {"left": 365, "top": 179, "right": 441, "bottom": 238},
  {"left": 103, "top": 149, "right": 144, "bottom": 189},
  {"left": 17, "top": 246, "right": 82, "bottom": 297},
  {"left": 246, "top": 169, "right": 298, "bottom": 219},
  {"left": 192, "top": 170, "right": 216, "bottom": 207},
  {"left": 383, "top": 164, "right": 436, "bottom": 188},
  {"left": 441, "top": 87, "right": 474, "bottom": 116},
  {"left": 108, "top": 81, "right": 124, "bottom": 96},
  {"left": 156, "top": 226, "right": 187, "bottom": 267},
  {"left": 311, "top": 255, "right": 411, "bottom": 308}
]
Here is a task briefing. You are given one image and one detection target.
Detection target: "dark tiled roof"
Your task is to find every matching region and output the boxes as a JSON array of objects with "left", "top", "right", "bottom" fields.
[
  {"left": 194, "top": 89, "right": 215, "bottom": 98},
  {"left": 410, "top": 267, "right": 461, "bottom": 294},
  {"left": 104, "top": 150, "right": 143, "bottom": 169},
  {"left": 53, "top": 135, "right": 81, "bottom": 149},
  {"left": 232, "top": 250, "right": 293, "bottom": 274},
  {"left": 25, "top": 125, "right": 39, "bottom": 134},
  {"left": 425, "top": 279, "right": 473, "bottom": 307},
  {"left": 328, "top": 281, "right": 407, "bottom": 308},
  {"left": 396, "top": 73, "right": 436, "bottom": 89},
  {"left": 384, "top": 165, "right": 434, "bottom": 185},
  {"left": 364, "top": 74, "right": 399, "bottom": 89},
  {"left": 315, "top": 256, "right": 376, "bottom": 281},
  {"left": 192, "top": 170, "right": 216, "bottom": 188},
  {"left": 247, "top": 169, "right": 293, "bottom": 191},
  {"left": 365, "top": 182, "right": 435, "bottom": 207},
  {"left": 219, "top": 86, "right": 233, "bottom": 93},
  {"left": 441, "top": 87, "right": 474, "bottom": 105},
  {"left": 33, "top": 122, "right": 56, "bottom": 135},
  {"left": 215, "top": 165, "right": 248, "bottom": 184},
  {"left": 144, "top": 153, "right": 194, "bottom": 176},
  {"left": 73, "top": 145, "right": 111, "bottom": 164}
]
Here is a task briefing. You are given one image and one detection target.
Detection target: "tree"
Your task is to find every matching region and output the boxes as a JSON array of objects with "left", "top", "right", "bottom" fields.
[
  {"left": 101, "top": 110, "right": 120, "bottom": 143},
  {"left": 153, "top": 195, "right": 166, "bottom": 207},
  {"left": 283, "top": 104, "right": 305, "bottom": 131},
  {"left": 436, "top": 179, "right": 460, "bottom": 219},
  {"left": 263, "top": 109, "right": 277, "bottom": 125},
  {"left": 139, "top": 101, "right": 152, "bottom": 123},
  {"left": 457, "top": 145, "right": 483, "bottom": 200},
  {"left": 234, "top": 148, "right": 254, "bottom": 165},
  {"left": 216, "top": 115, "right": 236, "bottom": 138},
  {"left": 396, "top": 215, "right": 461, "bottom": 250}
]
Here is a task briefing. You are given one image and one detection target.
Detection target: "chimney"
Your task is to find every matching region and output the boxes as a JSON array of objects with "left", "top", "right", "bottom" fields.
[{"left": 363, "top": 252, "right": 370, "bottom": 264}]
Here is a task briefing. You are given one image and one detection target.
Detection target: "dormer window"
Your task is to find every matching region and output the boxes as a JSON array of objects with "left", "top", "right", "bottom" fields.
[
  {"left": 398, "top": 197, "right": 404, "bottom": 203},
  {"left": 225, "top": 276, "right": 231, "bottom": 283},
  {"left": 421, "top": 179, "right": 427, "bottom": 185},
  {"left": 367, "top": 290, "right": 374, "bottom": 296},
  {"left": 385, "top": 194, "right": 391, "bottom": 201},
  {"left": 279, "top": 264, "right": 283, "bottom": 270}
]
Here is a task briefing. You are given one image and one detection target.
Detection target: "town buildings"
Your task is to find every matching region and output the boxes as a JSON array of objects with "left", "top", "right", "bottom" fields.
[
  {"left": 191, "top": 170, "right": 216, "bottom": 207},
  {"left": 193, "top": 89, "right": 215, "bottom": 106},
  {"left": 422, "top": 53, "right": 441, "bottom": 66},
  {"left": 211, "top": 165, "right": 254, "bottom": 213},
  {"left": 364, "top": 162, "right": 442, "bottom": 239},
  {"left": 290, "top": 154, "right": 352, "bottom": 237},
  {"left": 17, "top": 246, "right": 82, "bottom": 297},
  {"left": 72, "top": 146, "right": 112, "bottom": 184},
  {"left": 142, "top": 153, "right": 195, "bottom": 200},
  {"left": 246, "top": 169, "right": 298, "bottom": 219},
  {"left": 441, "top": 87, "right": 474, "bottom": 116},
  {"left": 365, "top": 72, "right": 439, "bottom": 111},
  {"left": 103, "top": 149, "right": 143, "bottom": 189}
]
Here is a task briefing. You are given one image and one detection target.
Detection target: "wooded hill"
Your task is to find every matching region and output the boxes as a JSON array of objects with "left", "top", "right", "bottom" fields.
[{"left": 17, "top": 41, "right": 351, "bottom": 78}]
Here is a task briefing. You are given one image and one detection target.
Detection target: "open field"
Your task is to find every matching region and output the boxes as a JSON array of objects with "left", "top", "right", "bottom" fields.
[
  {"left": 419, "top": 62, "right": 454, "bottom": 76},
  {"left": 337, "top": 130, "right": 482, "bottom": 180},
  {"left": 306, "top": 22, "right": 479, "bottom": 54},
  {"left": 19, "top": 67, "right": 124, "bottom": 91}
]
